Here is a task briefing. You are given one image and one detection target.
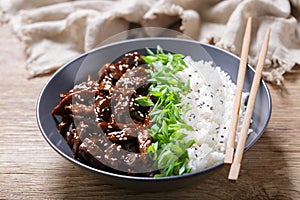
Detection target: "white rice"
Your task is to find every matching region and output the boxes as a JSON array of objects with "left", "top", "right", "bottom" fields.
[{"left": 177, "top": 57, "right": 251, "bottom": 172}]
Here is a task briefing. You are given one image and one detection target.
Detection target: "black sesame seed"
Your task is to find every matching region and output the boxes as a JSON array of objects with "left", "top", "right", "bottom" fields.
[{"left": 189, "top": 113, "right": 196, "bottom": 119}]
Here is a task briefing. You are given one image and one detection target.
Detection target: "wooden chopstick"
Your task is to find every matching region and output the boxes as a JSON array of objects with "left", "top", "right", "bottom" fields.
[
  {"left": 224, "top": 17, "right": 252, "bottom": 164},
  {"left": 228, "top": 28, "right": 271, "bottom": 181}
]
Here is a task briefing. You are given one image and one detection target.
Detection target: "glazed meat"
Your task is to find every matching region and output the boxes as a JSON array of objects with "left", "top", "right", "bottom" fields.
[{"left": 52, "top": 52, "right": 156, "bottom": 176}]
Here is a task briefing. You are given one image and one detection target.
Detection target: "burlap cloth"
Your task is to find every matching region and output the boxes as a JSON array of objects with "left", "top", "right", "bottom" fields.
[{"left": 1, "top": 0, "right": 300, "bottom": 84}]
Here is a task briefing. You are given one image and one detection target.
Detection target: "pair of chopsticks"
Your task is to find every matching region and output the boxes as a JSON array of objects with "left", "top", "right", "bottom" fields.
[{"left": 224, "top": 17, "right": 270, "bottom": 180}]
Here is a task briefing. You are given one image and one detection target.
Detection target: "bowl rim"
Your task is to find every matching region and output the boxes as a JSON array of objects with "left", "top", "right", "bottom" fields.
[{"left": 36, "top": 37, "right": 272, "bottom": 181}]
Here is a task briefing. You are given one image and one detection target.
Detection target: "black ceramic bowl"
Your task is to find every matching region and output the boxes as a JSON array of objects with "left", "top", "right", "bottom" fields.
[{"left": 36, "top": 38, "right": 272, "bottom": 191}]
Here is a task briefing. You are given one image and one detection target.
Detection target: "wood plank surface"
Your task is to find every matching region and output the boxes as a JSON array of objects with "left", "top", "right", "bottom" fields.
[{"left": 0, "top": 24, "right": 299, "bottom": 200}]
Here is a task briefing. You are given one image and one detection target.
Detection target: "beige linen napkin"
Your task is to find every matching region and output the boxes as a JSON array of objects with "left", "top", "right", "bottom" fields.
[{"left": 1, "top": 0, "right": 300, "bottom": 84}]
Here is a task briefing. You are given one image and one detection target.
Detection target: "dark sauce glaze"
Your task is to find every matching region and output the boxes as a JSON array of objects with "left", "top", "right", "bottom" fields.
[{"left": 52, "top": 52, "right": 158, "bottom": 176}]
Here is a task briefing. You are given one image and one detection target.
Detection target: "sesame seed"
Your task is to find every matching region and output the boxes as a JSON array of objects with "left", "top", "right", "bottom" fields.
[{"left": 117, "top": 145, "right": 121, "bottom": 151}]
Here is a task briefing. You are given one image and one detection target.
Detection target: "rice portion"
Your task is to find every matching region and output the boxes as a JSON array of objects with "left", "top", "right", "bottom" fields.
[{"left": 177, "top": 57, "right": 250, "bottom": 172}]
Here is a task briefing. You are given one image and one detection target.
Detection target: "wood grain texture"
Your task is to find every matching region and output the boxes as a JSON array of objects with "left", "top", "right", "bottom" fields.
[{"left": 0, "top": 24, "right": 299, "bottom": 200}]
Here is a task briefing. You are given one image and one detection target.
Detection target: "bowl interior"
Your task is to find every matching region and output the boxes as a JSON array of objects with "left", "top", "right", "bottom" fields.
[{"left": 37, "top": 38, "right": 272, "bottom": 182}]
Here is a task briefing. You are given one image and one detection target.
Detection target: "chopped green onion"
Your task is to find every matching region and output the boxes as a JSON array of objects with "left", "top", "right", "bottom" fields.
[
  {"left": 142, "top": 46, "right": 195, "bottom": 177},
  {"left": 134, "top": 96, "right": 154, "bottom": 107}
]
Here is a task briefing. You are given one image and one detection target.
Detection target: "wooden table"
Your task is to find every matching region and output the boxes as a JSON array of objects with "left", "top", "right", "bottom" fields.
[{"left": 1, "top": 24, "right": 299, "bottom": 199}]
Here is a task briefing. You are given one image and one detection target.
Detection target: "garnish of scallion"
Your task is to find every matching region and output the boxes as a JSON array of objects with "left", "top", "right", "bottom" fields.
[{"left": 137, "top": 46, "right": 195, "bottom": 177}]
